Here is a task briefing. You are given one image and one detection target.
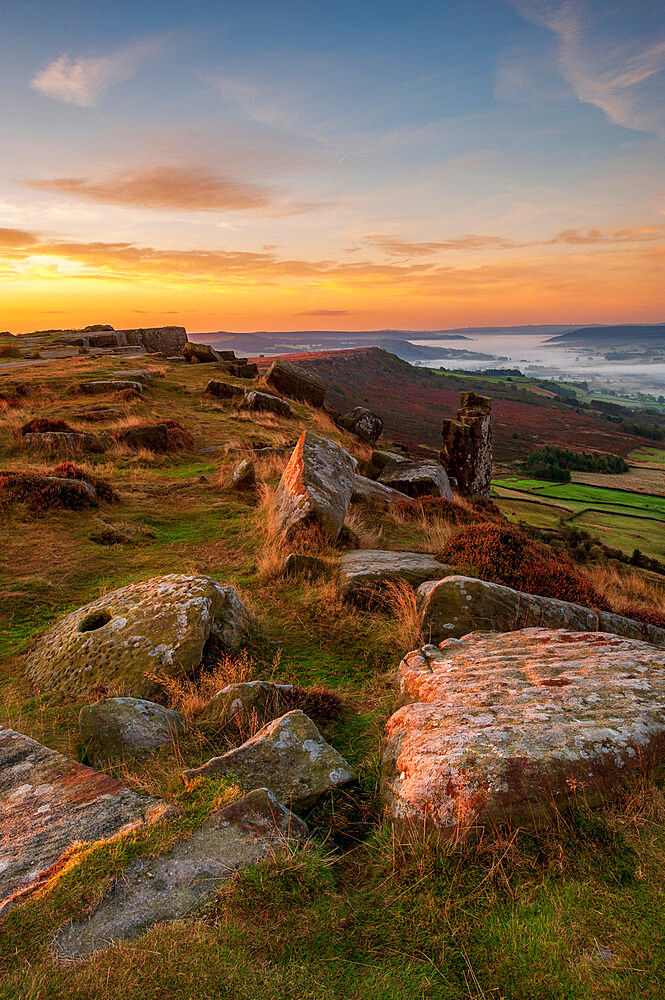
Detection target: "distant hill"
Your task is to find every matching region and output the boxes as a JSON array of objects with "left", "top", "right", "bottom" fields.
[{"left": 546, "top": 324, "right": 665, "bottom": 346}]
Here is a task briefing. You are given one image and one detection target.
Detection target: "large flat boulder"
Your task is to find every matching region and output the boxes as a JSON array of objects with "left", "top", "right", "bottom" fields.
[
  {"left": 22, "top": 431, "right": 106, "bottom": 454},
  {"left": 351, "top": 473, "right": 403, "bottom": 507},
  {"left": 0, "top": 727, "right": 169, "bottom": 915},
  {"left": 383, "top": 629, "right": 665, "bottom": 838},
  {"left": 243, "top": 390, "right": 293, "bottom": 417},
  {"left": 378, "top": 461, "right": 453, "bottom": 500},
  {"left": 121, "top": 326, "right": 187, "bottom": 355},
  {"left": 204, "top": 379, "right": 244, "bottom": 400},
  {"left": 265, "top": 359, "right": 326, "bottom": 407},
  {"left": 182, "top": 342, "right": 222, "bottom": 363},
  {"left": 53, "top": 788, "right": 308, "bottom": 960},
  {"left": 274, "top": 430, "right": 356, "bottom": 542},
  {"left": 79, "top": 698, "right": 186, "bottom": 766},
  {"left": 182, "top": 710, "right": 355, "bottom": 810},
  {"left": 339, "top": 550, "right": 451, "bottom": 603},
  {"left": 417, "top": 575, "right": 665, "bottom": 647},
  {"left": 79, "top": 380, "right": 143, "bottom": 394},
  {"left": 26, "top": 575, "right": 252, "bottom": 698}
]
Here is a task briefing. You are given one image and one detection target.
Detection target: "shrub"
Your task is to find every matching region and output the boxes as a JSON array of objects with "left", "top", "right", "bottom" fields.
[
  {"left": 20, "top": 417, "right": 71, "bottom": 436},
  {"left": 440, "top": 521, "right": 611, "bottom": 610},
  {"left": 50, "top": 461, "right": 118, "bottom": 502},
  {"left": 0, "top": 469, "right": 96, "bottom": 511},
  {"left": 163, "top": 419, "right": 195, "bottom": 450}
]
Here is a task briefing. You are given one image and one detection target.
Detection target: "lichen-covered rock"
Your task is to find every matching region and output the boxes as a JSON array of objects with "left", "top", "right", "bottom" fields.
[
  {"left": 274, "top": 430, "right": 356, "bottom": 542},
  {"left": 371, "top": 449, "right": 409, "bottom": 469},
  {"left": 281, "top": 552, "right": 328, "bottom": 578},
  {"left": 441, "top": 391, "right": 492, "bottom": 497},
  {"left": 206, "top": 680, "right": 294, "bottom": 726},
  {"left": 79, "top": 380, "right": 144, "bottom": 394},
  {"left": 121, "top": 326, "right": 187, "bottom": 355},
  {"left": 417, "top": 575, "right": 665, "bottom": 647},
  {"left": 230, "top": 458, "right": 256, "bottom": 489},
  {"left": 265, "top": 359, "right": 326, "bottom": 407},
  {"left": 22, "top": 431, "right": 106, "bottom": 454},
  {"left": 182, "top": 342, "right": 222, "bottom": 363},
  {"left": 338, "top": 406, "right": 383, "bottom": 444},
  {"left": 243, "top": 390, "right": 293, "bottom": 417},
  {"left": 351, "top": 473, "right": 403, "bottom": 507},
  {"left": 339, "top": 550, "right": 451, "bottom": 603},
  {"left": 0, "top": 727, "right": 169, "bottom": 915},
  {"left": 26, "top": 574, "right": 252, "bottom": 698},
  {"left": 182, "top": 710, "right": 356, "bottom": 810},
  {"left": 383, "top": 629, "right": 665, "bottom": 838},
  {"left": 378, "top": 461, "right": 453, "bottom": 500},
  {"left": 53, "top": 788, "right": 308, "bottom": 960},
  {"left": 204, "top": 379, "right": 244, "bottom": 400},
  {"left": 79, "top": 698, "right": 186, "bottom": 766}
]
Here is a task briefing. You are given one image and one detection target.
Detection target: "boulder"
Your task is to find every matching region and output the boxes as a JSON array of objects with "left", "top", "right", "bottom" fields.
[
  {"left": 441, "top": 391, "right": 492, "bottom": 497},
  {"left": 274, "top": 430, "right": 356, "bottom": 543},
  {"left": 182, "top": 342, "right": 222, "bottom": 363},
  {"left": 281, "top": 553, "right": 328, "bottom": 578},
  {"left": 79, "top": 698, "right": 186, "bottom": 766},
  {"left": 22, "top": 431, "right": 106, "bottom": 455},
  {"left": 204, "top": 379, "right": 244, "bottom": 400},
  {"left": 416, "top": 575, "right": 665, "bottom": 647},
  {"left": 383, "top": 628, "right": 665, "bottom": 838},
  {"left": 338, "top": 406, "right": 383, "bottom": 444},
  {"left": 120, "top": 327, "right": 187, "bottom": 355},
  {"left": 0, "top": 471, "right": 97, "bottom": 508},
  {"left": 226, "top": 362, "right": 258, "bottom": 379},
  {"left": 339, "top": 550, "right": 451, "bottom": 603},
  {"left": 243, "top": 390, "right": 293, "bottom": 418},
  {"left": 79, "top": 380, "right": 144, "bottom": 394},
  {"left": 372, "top": 449, "right": 409, "bottom": 469},
  {"left": 116, "top": 369, "right": 153, "bottom": 381},
  {"left": 182, "top": 710, "right": 355, "bottom": 810},
  {"left": 0, "top": 727, "right": 169, "bottom": 915},
  {"left": 53, "top": 788, "right": 308, "bottom": 960},
  {"left": 114, "top": 423, "right": 169, "bottom": 452},
  {"left": 206, "top": 680, "right": 294, "bottom": 726},
  {"left": 229, "top": 458, "right": 256, "bottom": 489},
  {"left": 26, "top": 574, "right": 252, "bottom": 698},
  {"left": 265, "top": 359, "right": 326, "bottom": 407},
  {"left": 378, "top": 461, "right": 453, "bottom": 500},
  {"left": 351, "top": 473, "right": 403, "bottom": 507}
]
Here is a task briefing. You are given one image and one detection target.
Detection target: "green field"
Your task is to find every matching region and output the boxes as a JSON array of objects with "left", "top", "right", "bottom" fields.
[
  {"left": 496, "top": 478, "right": 665, "bottom": 520},
  {"left": 629, "top": 447, "right": 665, "bottom": 465}
]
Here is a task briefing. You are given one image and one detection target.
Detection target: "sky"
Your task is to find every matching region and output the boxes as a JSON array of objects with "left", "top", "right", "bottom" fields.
[{"left": 0, "top": 0, "right": 664, "bottom": 334}]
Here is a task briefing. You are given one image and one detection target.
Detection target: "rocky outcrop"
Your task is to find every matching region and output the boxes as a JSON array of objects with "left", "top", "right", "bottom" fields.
[
  {"left": 204, "top": 379, "right": 244, "bottom": 400},
  {"left": 206, "top": 680, "right": 294, "bottom": 726},
  {"left": 26, "top": 574, "right": 252, "bottom": 698},
  {"left": 79, "top": 380, "right": 144, "bottom": 394},
  {"left": 121, "top": 327, "right": 187, "bottom": 355},
  {"left": 182, "top": 342, "right": 223, "bottom": 363},
  {"left": 378, "top": 461, "right": 453, "bottom": 500},
  {"left": 339, "top": 550, "right": 451, "bottom": 603},
  {"left": 0, "top": 727, "right": 169, "bottom": 915},
  {"left": 338, "top": 406, "right": 383, "bottom": 444},
  {"left": 229, "top": 457, "right": 256, "bottom": 489},
  {"left": 22, "top": 431, "right": 106, "bottom": 454},
  {"left": 182, "top": 710, "right": 356, "bottom": 810},
  {"left": 274, "top": 430, "right": 356, "bottom": 542},
  {"left": 416, "top": 575, "right": 665, "bottom": 647},
  {"left": 441, "top": 391, "right": 492, "bottom": 497},
  {"left": 243, "top": 390, "right": 293, "bottom": 417},
  {"left": 79, "top": 698, "right": 186, "bottom": 766},
  {"left": 351, "top": 473, "right": 403, "bottom": 507},
  {"left": 53, "top": 788, "right": 308, "bottom": 960},
  {"left": 265, "top": 359, "right": 326, "bottom": 407},
  {"left": 383, "top": 629, "right": 665, "bottom": 838}
]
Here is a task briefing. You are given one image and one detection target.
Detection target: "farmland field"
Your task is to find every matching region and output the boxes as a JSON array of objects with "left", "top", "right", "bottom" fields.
[
  {"left": 495, "top": 478, "right": 665, "bottom": 518},
  {"left": 629, "top": 446, "right": 665, "bottom": 467}
]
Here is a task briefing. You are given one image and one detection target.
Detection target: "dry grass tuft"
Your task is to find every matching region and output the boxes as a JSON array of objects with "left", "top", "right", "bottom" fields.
[
  {"left": 383, "top": 579, "right": 422, "bottom": 651},
  {"left": 583, "top": 563, "right": 665, "bottom": 624},
  {"left": 344, "top": 509, "right": 384, "bottom": 549},
  {"left": 153, "top": 649, "right": 257, "bottom": 721}
]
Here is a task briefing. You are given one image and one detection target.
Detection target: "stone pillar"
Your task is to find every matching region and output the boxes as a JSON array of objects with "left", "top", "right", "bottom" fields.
[{"left": 440, "top": 391, "right": 492, "bottom": 497}]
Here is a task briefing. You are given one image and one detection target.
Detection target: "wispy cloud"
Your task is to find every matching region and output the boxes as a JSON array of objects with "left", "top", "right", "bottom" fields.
[
  {"left": 31, "top": 38, "right": 163, "bottom": 107},
  {"left": 362, "top": 234, "right": 519, "bottom": 256},
  {"left": 296, "top": 309, "right": 349, "bottom": 316},
  {"left": 26, "top": 165, "right": 320, "bottom": 216},
  {"left": 0, "top": 227, "right": 38, "bottom": 248},
  {"left": 511, "top": 0, "right": 665, "bottom": 136}
]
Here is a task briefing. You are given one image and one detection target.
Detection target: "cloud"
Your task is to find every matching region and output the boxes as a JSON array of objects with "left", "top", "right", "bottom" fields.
[
  {"left": 0, "top": 228, "right": 38, "bottom": 248},
  {"left": 26, "top": 165, "right": 318, "bottom": 215},
  {"left": 296, "top": 309, "right": 349, "bottom": 316},
  {"left": 31, "top": 39, "right": 162, "bottom": 107},
  {"left": 511, "top": 0, "right": 665, "bottom": 136},
  {"left": 361, "top": 234, "right": 520, "bottom": 256},
  {"left": 547, "top": 226, "right": 665, "bottom": 245}
]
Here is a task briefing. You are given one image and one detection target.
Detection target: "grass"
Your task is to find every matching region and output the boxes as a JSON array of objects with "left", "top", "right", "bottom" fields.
[{"left": 3, "top": 352, "right": 665, "bottom": 998}]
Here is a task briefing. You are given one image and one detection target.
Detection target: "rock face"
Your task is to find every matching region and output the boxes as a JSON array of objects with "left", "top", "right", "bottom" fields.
[
  {"left": 383, "top": 628, "right": 665, "bottom": 838},
  {"left": 441, "top": 391, "right": 492, "bottom": 497},
  {"left": 204, "top": 379, "right": 244, "bottom": 400},
  {"left": 0, "top": 727, "right": 168, "bottom": 915},
  {"left": 274, "top": 430, "right": 356, "bottom": 542},
  {"left": 351, "top": 473, "right": 403, "bottom": 507},
  {"left": 338, "top": 406, "right": 383, "bottom": 444},
  {"left": 182, "top": 710, "right": 356, "bottom": 810},
  {"left": 378, "top": 460, "right": 453, "bottom": 500},
  {"left": 206, "top": 680, "right": 294, "bottom": 726},
  {"left": 53, "top": 788, "right": 308, "bottom": 960},
  {"left": 79, "top": 698, "right": 186, "bottom": 766},
  {"left": 230, "top": 458, "right": 256, "bottom": 489},
  {"left": 26, "top": 574, "right": 252, "bottom": 698},
  {"left": 120, "top": 327, "right": 187, "bottom": 355},
  {"left": 243, "top": 390, "right": 293, "bottom": 417},
  {"left": 22, "top": 431, "right": 106, "bottom": 454},
  {"left": 339, "top": 550, "right": 451, "bottom": 603},
  {"left": 79, "top": 380, "right": 144, "bottom": 394},
  {"left": 416, "top": 575, "right": 665, "bottom": 647},
  {"left": 265, "top": 359, "right": 326, "bottom": 407}
]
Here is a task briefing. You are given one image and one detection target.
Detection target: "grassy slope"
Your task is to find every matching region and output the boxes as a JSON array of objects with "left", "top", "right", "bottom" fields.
[{"left": 1, "top": 354, "right": 665, "bottom": 999}]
